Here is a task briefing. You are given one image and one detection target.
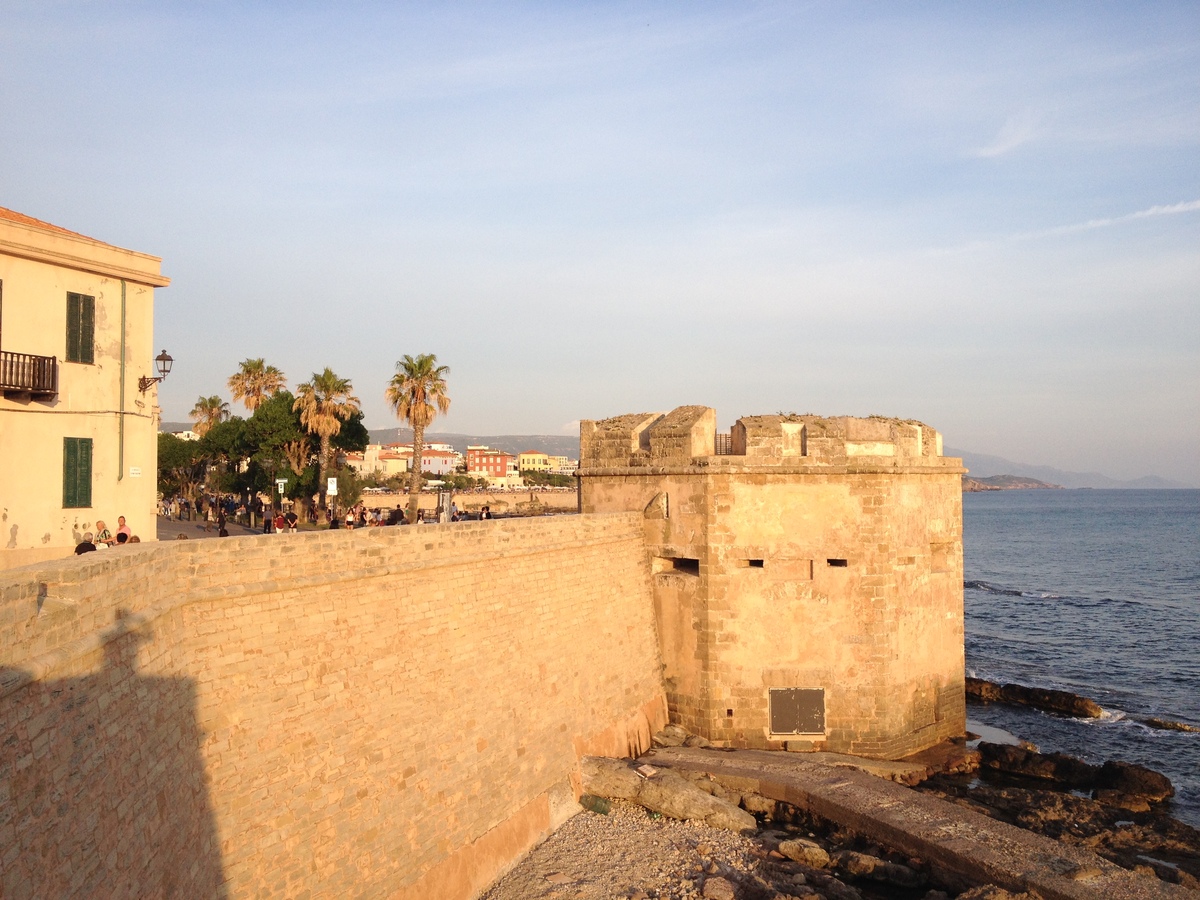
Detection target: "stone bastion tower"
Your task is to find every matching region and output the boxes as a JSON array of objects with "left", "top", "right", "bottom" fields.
[{"left": 577, "top": 406, "right": 966, "bottom": 758}]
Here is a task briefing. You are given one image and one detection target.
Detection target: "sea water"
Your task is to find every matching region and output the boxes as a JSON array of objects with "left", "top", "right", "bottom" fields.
[{"left": 962, "top": 489, "right": 1200, "bottom": 827}]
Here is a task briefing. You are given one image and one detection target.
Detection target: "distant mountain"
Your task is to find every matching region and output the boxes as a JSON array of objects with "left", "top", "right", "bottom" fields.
[
  {"left": 367, "top": 428, "right": 580, "bottom": 459},
  {"left": 947, "top": 447, "right": 1195, "bottom": 490}
]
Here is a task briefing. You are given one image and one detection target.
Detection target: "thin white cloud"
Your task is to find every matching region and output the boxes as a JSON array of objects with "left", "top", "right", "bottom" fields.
[
  {"left": 937, "top": 199, "right": 1200, "bottom": 255},
  {"left": 560, "top": 419, "right": 581, "bottom": 435},
  {"left": 972, "top": 111, "right": 1038, "bottom": 158},
  {"left": 1017, "top": 199, "right": 1200, "bottom": 240}
]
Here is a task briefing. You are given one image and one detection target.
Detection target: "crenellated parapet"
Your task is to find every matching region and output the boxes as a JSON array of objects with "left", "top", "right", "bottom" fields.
[
  {"left": 732, "top": 414, "right": 944, "bottom": 462},
  {"left": 580, "top": 406, "right": 959, "bottom": 472}
]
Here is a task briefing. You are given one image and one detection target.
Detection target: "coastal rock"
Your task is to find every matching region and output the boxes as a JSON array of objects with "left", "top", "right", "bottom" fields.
[
  {"left": 580, "top": 757, "right": 642, "bottom": 799},
  {"left": 701, "top": 875, "right": 736, "bottom": 899},
  {"left": 837, "top": 851, "right": 881, "bottom": 877},
  {"left": 834, "top": 851, "right": 924, "bottom": 888},
  {"left": 580, "top": 757, "right": 757, "bottom": 832},
  {"left": 1094, "top": 760, "right": 1174, "bottom": 802},
  {"left": 966, "top": 677, "right": 1103, "bottom": 718},
  {"left": 652, "top": 724, "right": 690, "bottom": 748},
  {"left": 956, "top": 887, "right": 1043, "bottom": 900},
  {"left": 740, "top": 790, "right": 777, "bottom": 816},
  {"left": 977, "top": 743, "right": 1096, "bottom": 788},
  {"left": 777, "top": 838, "right": 830, "bottom": 868},
  {"left": 637, "top": 771, "right": 758, "bottom": 832}
]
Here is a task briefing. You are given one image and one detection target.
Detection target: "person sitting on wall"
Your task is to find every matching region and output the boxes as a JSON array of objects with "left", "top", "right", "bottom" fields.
[
  {"left": 129, "top": 535, "right": 141, "bottom": 543},
  {"left": 74, "top": 533, "right": 97, "bottom": 555},
  {"left": 94, "top": 520, "right": 114, "bottom": 547},
  {"left": 115, "top": 533, "right": 129, "bottom": 546}
]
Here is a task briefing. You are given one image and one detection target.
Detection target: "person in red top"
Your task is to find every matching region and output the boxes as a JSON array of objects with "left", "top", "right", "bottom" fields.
[{"left": 273, "top": 511, "right": 286, "bottom": 534}]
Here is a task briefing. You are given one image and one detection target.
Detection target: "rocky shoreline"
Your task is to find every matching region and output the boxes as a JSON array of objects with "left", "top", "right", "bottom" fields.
[{"left": 484, "top": 713, "right": 1200, "bottom": 899}]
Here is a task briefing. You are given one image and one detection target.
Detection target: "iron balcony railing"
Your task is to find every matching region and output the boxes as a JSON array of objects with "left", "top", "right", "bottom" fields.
[{"left": 0, "top": 350, "right": 59, "bottom": 398}]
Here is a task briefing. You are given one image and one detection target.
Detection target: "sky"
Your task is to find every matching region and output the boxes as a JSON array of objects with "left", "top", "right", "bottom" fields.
[{"left": 3, "top": 2, "right": 1198, "bottom": 484}]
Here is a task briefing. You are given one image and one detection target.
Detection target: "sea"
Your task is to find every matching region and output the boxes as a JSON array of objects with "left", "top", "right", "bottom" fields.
[{"left": 962, "top": 489, "right": 1200, "bottom": 828}]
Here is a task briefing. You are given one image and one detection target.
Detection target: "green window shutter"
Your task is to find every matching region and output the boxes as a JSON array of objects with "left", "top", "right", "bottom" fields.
[
  {"left": 65, "top": 293, "right": 95, "bottom": 363},
  {"left": 63, "top": 437, "right": 93, "bottom": 508},
  {"left": 66, "top": 293, "right": 81, "bottom": 362},
  {"left": 80, "top": 294, "right": 95, "bottom": 364},
  {"left": 63, "top": 438, "right": 77, "bottom": 507}
]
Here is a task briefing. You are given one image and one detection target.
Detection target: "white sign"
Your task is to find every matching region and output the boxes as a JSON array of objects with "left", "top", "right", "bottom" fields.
[
  {"left": 276, "top": 478, "right": 288, "bottom": 494},
  {"left": 327, "top": 477, "right": 338, "bottom": 496},
  {"left": 128, "top": 467, "right": 142, "bottom": 478}
]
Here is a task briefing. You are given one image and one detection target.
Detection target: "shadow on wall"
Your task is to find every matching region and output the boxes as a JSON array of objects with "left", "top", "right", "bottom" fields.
[{"left": 1, "top": 610, "right": 227, "bottom": 899}]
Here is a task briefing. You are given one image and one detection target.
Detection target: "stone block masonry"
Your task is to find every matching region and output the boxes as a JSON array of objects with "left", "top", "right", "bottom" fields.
[
  {"left": 578, "top": 407, "right": 966, "bottom": 758},
  {"left": 0, "top": 514, "right": 668, "bottom": 899}
]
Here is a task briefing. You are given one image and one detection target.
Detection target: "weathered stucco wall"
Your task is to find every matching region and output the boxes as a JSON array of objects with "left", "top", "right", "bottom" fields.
[
  {"left": 0, "top": 515, "right": 667, "bottom": 899},
  {"left": 578, "top": 407, "right": 966, "bottom": 758}
]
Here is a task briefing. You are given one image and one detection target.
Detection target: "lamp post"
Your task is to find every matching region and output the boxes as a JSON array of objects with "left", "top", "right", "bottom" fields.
[{"left": 138, "top": 350, "right": 173, "bottom": 393}]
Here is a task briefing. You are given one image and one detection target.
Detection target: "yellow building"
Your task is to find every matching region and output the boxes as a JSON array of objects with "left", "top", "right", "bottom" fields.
[
  {"left": 0, "top": 207, "right": 169, "bottom": 569},
  {"left": 517, "top": 450, "right": 551, "bottom": 473}
]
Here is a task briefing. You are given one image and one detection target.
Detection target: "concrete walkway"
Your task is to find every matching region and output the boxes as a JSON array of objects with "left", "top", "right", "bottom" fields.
[
  {"left": 155, "top": 514, "right": 266, "bottom": 541},
  {"left": 643, "top": 747, "right": 1197, "bottom": 900}
]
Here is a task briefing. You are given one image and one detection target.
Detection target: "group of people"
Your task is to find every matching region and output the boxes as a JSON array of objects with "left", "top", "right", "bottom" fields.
[{"left": 74, "top": 516, "right": 139, "bottom": 555}]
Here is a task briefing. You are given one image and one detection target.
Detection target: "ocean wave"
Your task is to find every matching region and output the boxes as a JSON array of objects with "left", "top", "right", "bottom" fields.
[{"left": 964, "top": 580, "right": 1066, "bottom": 599}]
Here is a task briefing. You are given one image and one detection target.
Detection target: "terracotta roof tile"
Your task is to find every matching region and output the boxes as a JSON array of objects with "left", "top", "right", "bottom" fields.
[{"left": 0, "top": 206, "right": 121, "bottom": 248}]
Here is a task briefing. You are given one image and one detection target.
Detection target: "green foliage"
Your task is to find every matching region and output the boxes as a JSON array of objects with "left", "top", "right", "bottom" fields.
[
  {"left": 327, "top": 466, "right": 364, "bottom": 507},
  {"left": 331, "top": 410, "right": 369, "bottom": 453},
  {"left": 157, "top": 432, "right": 206, "bottom": 498},
  {"left": 434, "top": 472, "right": 487, "bottom": 491},
  {"left": 246, "top": 390, "right": 305, "bottom": 454},
  {"left": 200, "top": 417, "right": 248, "bottom": 463},
  {"left": 520, "top": 471, "right": 575, "bottom": 488}
]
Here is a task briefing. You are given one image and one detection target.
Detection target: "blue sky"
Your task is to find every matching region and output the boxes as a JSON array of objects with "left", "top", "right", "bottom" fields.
[{"left": 3, "top": 2, "right": 1198, "bottom": 482}]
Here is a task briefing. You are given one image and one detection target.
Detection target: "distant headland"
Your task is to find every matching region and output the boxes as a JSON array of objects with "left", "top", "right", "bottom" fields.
[{"left": 962, "top": 474, "right": 1063, "bottom": 492}]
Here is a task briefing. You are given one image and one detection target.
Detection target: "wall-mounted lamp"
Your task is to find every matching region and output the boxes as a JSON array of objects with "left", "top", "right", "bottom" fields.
[{"left": 138, "top": 349, "right": 174, "bottom": 393}]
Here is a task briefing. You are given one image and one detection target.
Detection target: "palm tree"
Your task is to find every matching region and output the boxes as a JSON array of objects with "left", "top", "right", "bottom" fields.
[
  {"left": 189, "top": 395, "right": 230, "bottom": 438},
  {"left": 293, "top": 368, "right": 360, "bottom": 511},
  {"left": 228, "top": 358, "right": 286, "bottom": 412},
  {"left": 385, "top": 354, "right": 450, "bottom": 524}
]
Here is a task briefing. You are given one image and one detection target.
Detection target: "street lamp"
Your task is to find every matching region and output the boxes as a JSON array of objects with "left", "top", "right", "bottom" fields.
[{"left": 138, "top": 350, "right": 174, "bottom": 393}]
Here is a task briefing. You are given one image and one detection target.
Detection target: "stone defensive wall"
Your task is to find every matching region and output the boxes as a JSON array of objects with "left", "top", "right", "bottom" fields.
[
  {"left": 0, "top": 515, "right": 668, "bottom": 899},
  {"left": 579, "top": 407, "right": 966, "bottom": 759}
]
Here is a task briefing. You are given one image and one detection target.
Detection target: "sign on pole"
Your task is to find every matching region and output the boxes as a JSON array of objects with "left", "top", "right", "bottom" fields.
[
  {"left": 276, "top": 478, "right": 287, "bottom": 495},
  {"left": 327, "top": 477, "right": 338, "bottom": 497}
]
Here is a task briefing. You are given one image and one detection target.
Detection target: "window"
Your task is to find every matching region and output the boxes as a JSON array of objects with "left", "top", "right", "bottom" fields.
[
  {"left": 66, "top": 292, "right": 96, "bottom": 363},
  {"left": 63, "top": 437, "right": 93, "bottom": 508}
]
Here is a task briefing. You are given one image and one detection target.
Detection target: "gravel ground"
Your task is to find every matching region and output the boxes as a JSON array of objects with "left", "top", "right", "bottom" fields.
[{"left": 479, "top": 800, "right": 778, "bottom": 900}]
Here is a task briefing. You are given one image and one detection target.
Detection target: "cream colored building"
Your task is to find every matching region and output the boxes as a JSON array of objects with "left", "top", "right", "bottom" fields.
[
  {"left": 0, "top": 207, "right": 169, "bottom": 569},
  {"left": 518, "top": 450, "right": 551, "bottom": 472}
]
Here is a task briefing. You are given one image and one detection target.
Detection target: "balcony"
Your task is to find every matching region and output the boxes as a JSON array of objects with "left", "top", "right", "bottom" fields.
[{"left": 1, "top": 351, "right": 58, "bottom": 399}]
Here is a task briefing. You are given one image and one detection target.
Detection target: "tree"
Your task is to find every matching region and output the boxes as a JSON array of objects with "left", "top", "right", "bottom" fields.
[
  {"left": 385, "top": 353, "right": 450, "bottom": 524},
  {"left": 293, "top": 368, "right": 361, "bottom": 512},
  {"left": 228, "top": 358, "right": 286, "bottom": 413},
  {"left": 157, "top": 432, "right": 207, "bottom": 501},
  {"left": 244, "top": 389, "right": 309, "bottom": 506},
  {"left": 189, "top": 395, "right": 230, "bottom": 438},
  {"left": 199, "top": 417, "right": 248, "bottom": 492}
]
